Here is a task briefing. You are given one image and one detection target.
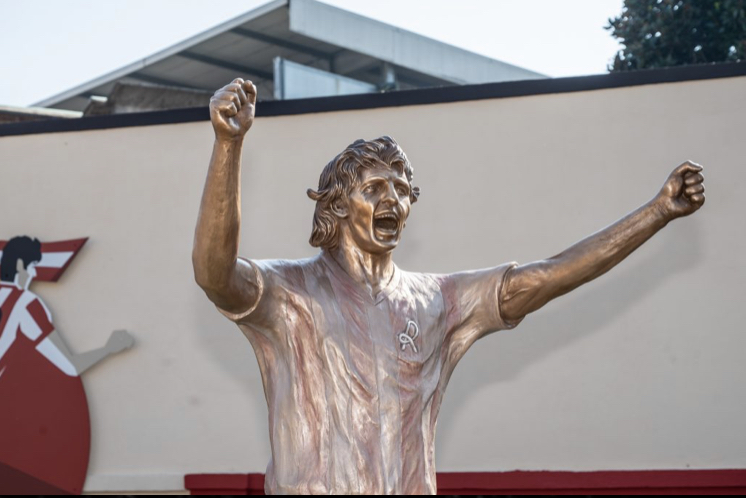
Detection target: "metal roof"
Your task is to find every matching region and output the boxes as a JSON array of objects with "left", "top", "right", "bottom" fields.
[{"left": 36, "top": 0, "right": 546, "bottom": 111}]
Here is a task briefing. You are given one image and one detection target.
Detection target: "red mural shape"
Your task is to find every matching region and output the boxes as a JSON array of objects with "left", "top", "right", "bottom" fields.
[
  {"left": 0, "top": 286, "right": 91, "bottom": 493},
  {"left": 0, "top": 237, "right": 133, "bottom": 494}
]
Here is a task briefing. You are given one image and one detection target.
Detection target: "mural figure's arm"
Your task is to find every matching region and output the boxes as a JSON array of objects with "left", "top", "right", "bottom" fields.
[
  {"left": 193, "top": 78, "right": 260, "bottom": 314},
  {"left": 36, "top": 329, "right": 134, "bottom": 376},
  {"left": 500, "top": 162, "right": 705, "bottom": 323}
]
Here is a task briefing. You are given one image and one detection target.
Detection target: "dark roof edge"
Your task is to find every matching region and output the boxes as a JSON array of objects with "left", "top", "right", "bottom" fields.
[{"left": 2, "top": 62, "right": 745, "bottom": 138}]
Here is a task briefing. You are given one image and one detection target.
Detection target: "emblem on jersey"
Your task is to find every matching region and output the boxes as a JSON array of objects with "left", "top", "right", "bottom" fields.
[
  {"left": 398, "top": 320, "right": 419, "bottom": 353},
  {"left": 0, "top": 236, "right": 134, "bottom": 494}
]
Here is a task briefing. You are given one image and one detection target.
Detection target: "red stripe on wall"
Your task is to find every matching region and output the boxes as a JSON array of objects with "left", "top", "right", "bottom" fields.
[
  {"left": 185, "top": 470, "right": 746, "bottom": 495},
  {"left": 40, "top": 238, "right": 87, "bottom": 254},
  {"left": 186, "top": 474, "right": 266, "bottom": 496},
  {"left": 26, "top": 298, "right": 54, "bottom": 338},
  {"left": 35, "top": 267, "right": 63, "bottom": 282},
  {"left": 41, "top": 238, "right": 88, "bottom": 282},
  {"left": 0, "top": 238, "right": 87, "bottom": 282}
]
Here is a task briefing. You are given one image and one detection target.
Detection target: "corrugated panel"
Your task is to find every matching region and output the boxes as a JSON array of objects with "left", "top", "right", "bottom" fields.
[
  {"left": 332, "top": 51, "right": 380, "bottom": 78},
  {"left": 208, "top": 39, "right": 278, "bottom": 67},
  {"left": 139, "top": 55, "right": 193, "bottom": 74},
  {"left": 138, "top": 60, "right": 206, "bottom": 84},
  {"left": 189, "top": 32, "right": 266, "bottom": 55},
  {"left": 86, "top": 81, "right": 120, "bottom": 98},
  {"left": 141, "top": 59, "right": 264, "bottom": 90},
  {"left": 257, "top": 15, "right": 340, "bottom": 54},
  {"left": 241, "top": 4, "right": 288, "bottom": 31},
  {"left": 49, "top": 96, "right": 91, "bottom": 112}
]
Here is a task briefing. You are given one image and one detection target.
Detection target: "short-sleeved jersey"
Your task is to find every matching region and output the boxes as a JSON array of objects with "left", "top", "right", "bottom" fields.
[
  {"left": 0, "top": 285, "right": 55, "bottom": 368},
  {"left": 219, "top": 251, "right": 521, "bottom": 495}
]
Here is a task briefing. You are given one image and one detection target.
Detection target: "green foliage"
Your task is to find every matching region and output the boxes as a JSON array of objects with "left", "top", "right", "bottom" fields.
[{"left": 607, "top": 0, "right": 746, "bottom": 71}]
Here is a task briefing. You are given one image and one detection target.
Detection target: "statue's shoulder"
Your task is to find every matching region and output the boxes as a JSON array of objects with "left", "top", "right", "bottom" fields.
[
  {"left": 396, "top": 266, "right": 444, "bottom": 293},
  {"left": 246, "top": 254, "right": 318, "bottom": 268},
  {"left": 247, "top": 254, "right": 325, "bottom": 282}
]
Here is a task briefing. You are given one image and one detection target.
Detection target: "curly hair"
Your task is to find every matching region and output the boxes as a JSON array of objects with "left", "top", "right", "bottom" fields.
[{"left": 307, "top": 136, "right": 420, "bottom": 250}]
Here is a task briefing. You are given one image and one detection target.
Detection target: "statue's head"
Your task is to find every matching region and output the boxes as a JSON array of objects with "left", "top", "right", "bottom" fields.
[{"left": 307, "top": 136, "right": 420, "bottom": 254}]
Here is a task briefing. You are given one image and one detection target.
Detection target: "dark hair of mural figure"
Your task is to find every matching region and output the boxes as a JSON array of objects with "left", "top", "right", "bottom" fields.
[{"left": 0, "top": 236, "right": 42, "bottom": 282}]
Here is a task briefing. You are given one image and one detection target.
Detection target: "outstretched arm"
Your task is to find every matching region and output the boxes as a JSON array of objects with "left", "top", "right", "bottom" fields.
[
  {"left": 36, "top": 329, "right": 134, "bottom": 376},
  {"left": 500, "top": 161, "right": 705, "bottom": 322},
  {"left": 192, "top": 78, "right": 260, "bottom": 313}
]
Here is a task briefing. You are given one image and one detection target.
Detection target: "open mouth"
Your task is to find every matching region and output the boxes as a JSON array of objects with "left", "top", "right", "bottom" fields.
[{"left": 373, "top": 212, "right": 399, "bottom": 234}]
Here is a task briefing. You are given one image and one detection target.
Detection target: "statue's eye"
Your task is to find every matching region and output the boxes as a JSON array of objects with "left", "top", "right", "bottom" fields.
[
  {"left": 363, "top": 184, "right": 378, "bottom": 194},
  {"left": 396, "top": 186, "right": 409, "bottom": 196}
]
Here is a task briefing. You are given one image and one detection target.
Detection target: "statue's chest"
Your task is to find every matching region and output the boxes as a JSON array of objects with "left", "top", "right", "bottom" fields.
[{"left": 308, "top": 289, "right": 446, "bottom": 401}]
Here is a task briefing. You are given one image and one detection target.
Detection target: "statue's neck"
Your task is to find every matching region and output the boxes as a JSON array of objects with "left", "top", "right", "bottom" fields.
[{"left": 326, "top": 243, "right": 395, "bottom": 300}]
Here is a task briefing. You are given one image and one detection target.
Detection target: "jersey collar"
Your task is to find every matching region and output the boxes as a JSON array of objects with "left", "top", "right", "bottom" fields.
[{"left": 320, "top": 250, "right": 400, "bottom": 305}]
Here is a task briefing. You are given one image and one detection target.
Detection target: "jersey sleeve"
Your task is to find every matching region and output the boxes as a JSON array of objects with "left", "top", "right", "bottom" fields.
[
  {"left": 437, "top": 262, "right": 524, "bottom": 365},
  {"left": 20, "top": 295, "right": 55, "bottom": 344},
  {"left": 214, "top": 258, "right": 293, "bottom": 332},
  {"left": 215, "top": 258, "right": 266, "bottom": 322}
]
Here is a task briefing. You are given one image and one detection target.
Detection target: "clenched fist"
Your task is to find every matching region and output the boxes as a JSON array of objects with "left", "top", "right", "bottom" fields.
[
  {"left": 210, "top": 78, "right": 257, "bottom": 141},
  {"left": 654, "top": 161, "right": 706, "bottom": 220},
  {"left": 105, "top": 329, "right": 135, "bottom": 355}
]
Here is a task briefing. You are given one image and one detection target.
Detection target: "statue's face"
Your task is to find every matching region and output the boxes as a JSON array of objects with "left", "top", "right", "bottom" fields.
[{"left": 340, "top": 166, "right": 412, "bottom": 255}]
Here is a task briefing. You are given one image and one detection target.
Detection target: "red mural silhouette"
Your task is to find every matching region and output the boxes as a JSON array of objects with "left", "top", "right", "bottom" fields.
[{"left": 0, "top": 237, "right": 133, "bottom": 494}]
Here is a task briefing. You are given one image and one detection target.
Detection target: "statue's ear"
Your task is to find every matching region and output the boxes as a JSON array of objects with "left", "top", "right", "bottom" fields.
[
  {"left": 330, "top": 199, "right": 348, "bottom": 219},
  {"left": 16, "top": 258, "right": 24, "bottom": 273}
]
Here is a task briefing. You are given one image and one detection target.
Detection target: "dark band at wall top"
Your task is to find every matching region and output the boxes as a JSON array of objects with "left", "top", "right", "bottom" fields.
[{"left": 1, "top": 61, "right": 745, "bottom": 137}]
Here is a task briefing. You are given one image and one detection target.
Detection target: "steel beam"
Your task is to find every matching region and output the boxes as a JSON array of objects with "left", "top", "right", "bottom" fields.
[
  {"left": 230, "top": 27, "right": 333, "bottom": 61},
  {"left": 180, "top": 51, "right": 273, "bottom": 80}
]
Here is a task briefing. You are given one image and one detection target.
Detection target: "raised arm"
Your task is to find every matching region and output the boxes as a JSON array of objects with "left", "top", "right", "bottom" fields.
[
  {"left": 500, "top": 161, "right": 705, "bottom": 322},
  {"left": 192, "top": 79, "right": 260, "bottom": 313}
]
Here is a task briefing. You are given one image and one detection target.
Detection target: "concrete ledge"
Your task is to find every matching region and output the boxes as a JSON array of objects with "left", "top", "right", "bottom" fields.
[{"left": 184, "top": 469, "right": 746, "bottom": 495}]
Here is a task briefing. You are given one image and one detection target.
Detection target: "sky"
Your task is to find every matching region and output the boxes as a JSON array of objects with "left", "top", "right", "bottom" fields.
[{"left": 0, "top": 0, "right": 625, "bottom": 107}]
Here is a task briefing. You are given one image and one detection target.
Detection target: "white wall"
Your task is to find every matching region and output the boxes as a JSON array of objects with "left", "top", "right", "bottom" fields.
[{"left": 0, "top": 75, "right": 744, "bottom": 492}]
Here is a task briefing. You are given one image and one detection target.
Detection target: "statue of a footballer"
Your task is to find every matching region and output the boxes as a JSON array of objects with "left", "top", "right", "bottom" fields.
[{"left": 193, "top": 79, "right": 706, "bottom": 495}]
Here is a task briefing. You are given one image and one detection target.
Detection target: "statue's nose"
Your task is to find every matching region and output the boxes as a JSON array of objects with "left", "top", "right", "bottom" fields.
[{"left": 381, "top": 182, "right": 397, "bottom": 205}]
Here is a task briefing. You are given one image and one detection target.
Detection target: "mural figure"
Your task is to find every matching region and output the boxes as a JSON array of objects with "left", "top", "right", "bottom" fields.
[
  {"left": 193, "top": 79, "right": 706, "bottom": 495},
  {"left": 0, "top": 236, "right": 134, "bottom": 494}
]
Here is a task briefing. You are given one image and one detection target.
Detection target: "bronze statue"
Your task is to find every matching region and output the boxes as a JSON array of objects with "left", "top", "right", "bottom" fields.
[{"left": 193, "top": 79, "right": 705, "bottom": 495}]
